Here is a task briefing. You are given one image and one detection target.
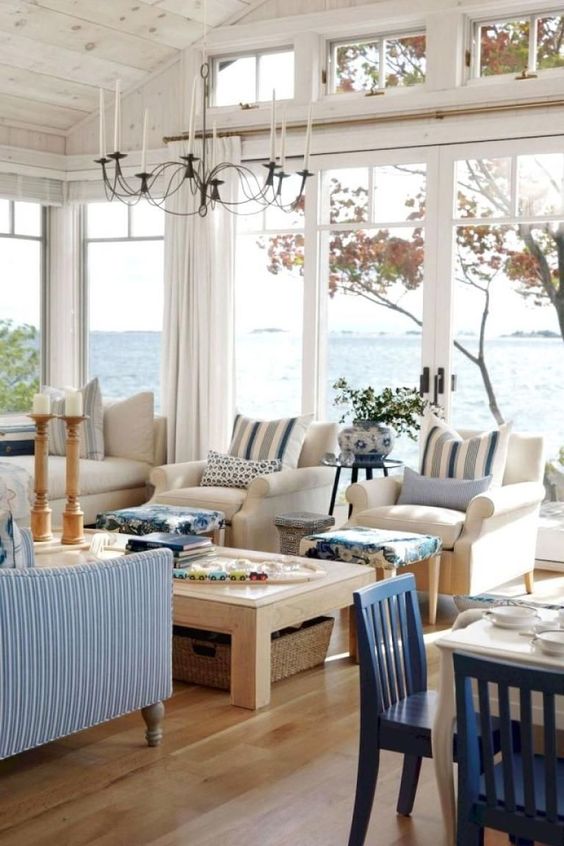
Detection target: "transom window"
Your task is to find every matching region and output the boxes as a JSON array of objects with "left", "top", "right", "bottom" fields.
[
  {"left": 471, "top": 12, "right": 564, "bottom": 78},
  {"left": 212, "top": 48, "right": 294, "bottom": 107},
  {"left": 328, "top": 32, "right": 426, "bottom": 94}
]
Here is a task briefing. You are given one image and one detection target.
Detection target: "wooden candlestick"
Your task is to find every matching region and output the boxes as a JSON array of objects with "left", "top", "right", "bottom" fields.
[
  {"left": 61, "top": 415, "right": 86, "bottom": 545},
  {"left": 28, "top": 413, "right": 55, "bottom": 542}
]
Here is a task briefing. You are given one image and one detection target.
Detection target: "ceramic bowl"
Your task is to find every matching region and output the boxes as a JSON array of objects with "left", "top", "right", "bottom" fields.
[
  {"left": 531, "top": 629, "right": 564, "bottom": 655},
  {"left": 483, "top": 605, "right": 540, "bottom": 629}
]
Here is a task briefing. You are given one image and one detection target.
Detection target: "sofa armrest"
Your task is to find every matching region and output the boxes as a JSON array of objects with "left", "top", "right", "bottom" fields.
[
  {"left": 465, "top": 481, "right": 545, "bottom": 523},
  {"left": 246, "top": 466, "right": 335, "bottom": 499},
  {"left": 346, "top": 477, "right": 402, "bottom": 513},
  {"left": 150, "top": 461, "right": 206, "bottom": 494}
]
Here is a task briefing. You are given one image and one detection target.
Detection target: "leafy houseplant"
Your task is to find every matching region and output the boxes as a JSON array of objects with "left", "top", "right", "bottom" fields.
[{"left": 333, "top": 378, "right": 433, "bottom": 461}]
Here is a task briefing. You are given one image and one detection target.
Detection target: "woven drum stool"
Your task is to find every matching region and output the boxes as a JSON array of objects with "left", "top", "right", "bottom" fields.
[{"left": 274, "top": 512, "right": 335, "bottom": 556}]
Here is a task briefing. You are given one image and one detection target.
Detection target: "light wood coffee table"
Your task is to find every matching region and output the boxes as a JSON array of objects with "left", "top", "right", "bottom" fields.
[{"left": 34, "top": 535, "right": 374, "bottom": 710}]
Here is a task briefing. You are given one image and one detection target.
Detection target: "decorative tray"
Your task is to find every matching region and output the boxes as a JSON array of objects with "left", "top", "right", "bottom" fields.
[{"left": 172, "top": 556, "right": 327, "bottom": 583}]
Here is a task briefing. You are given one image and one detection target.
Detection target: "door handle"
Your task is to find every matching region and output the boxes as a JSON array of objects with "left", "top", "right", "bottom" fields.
[
  {"left": 419, "top": 367, "right": 430, "bottom": 396},
  {"left": 436, "top": 367, "right": 445, "bottom": 395}
]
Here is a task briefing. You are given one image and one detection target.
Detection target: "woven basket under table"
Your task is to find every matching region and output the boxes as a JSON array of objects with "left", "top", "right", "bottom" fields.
[{"left": 172, "top": 616, "right": 335, "bottom": 690}]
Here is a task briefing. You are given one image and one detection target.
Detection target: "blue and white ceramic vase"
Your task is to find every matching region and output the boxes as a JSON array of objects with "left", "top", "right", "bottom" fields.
[{"left": 337, "top": 420, "right": 395, "bottom": 463}]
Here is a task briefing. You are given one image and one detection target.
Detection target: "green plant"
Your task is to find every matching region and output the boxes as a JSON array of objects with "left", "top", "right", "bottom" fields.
[{"left": 332, "top": 378, "right": 434, "bottom": 440}]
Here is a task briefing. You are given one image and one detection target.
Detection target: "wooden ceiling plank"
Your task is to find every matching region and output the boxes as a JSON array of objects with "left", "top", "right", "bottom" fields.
[
  {"left": 149, "top": 0, "right": 250, "bottom": 28},
  {"left": 0, "top": 0, "right": 175, "bottom": 72},
  {"left": 0, "top": 31, "right": 146, "bottom": 89},
  {"left": 30, "top": 0, "right": 202, "bottom": 51},
  {"left": 0, "top": 63, "right": 100, "bottom": 112},
  {"left": 0, "top": 92, "right": 87, "bottom": 131}
]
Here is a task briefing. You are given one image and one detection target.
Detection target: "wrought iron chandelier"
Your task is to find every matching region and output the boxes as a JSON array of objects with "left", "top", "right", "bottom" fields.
[{"left": 95, "top": 60, "right": 314, "bottom": 217}]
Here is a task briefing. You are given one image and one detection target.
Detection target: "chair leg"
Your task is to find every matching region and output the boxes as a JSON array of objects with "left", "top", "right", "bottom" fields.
[
  {"left": 524, "top": 570, "right": 534, "bottom": 594},
  {"left": 509, "top": 837, "right": 533, "bottom": 846},
  {"left": 396, "top": 754, "right": 422, "bottom": 816},
  {"left": 142, "top": 701, "right": 165, "bottom": 747},
  {"left": 457, "top": 822, "right": 484, "bottom": 846},
  {"left": 347, "top": 733, "right": 380, "bottom": 846}
]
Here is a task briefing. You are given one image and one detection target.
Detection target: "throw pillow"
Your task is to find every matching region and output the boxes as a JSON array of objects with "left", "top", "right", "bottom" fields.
[
  {"left": 201, "top": 451, "right": 282, "bottom": 489},
  {"left": 43, "top": 377, "right": 104, "bottom": 461},
  {"left": 420, "top": 414, "right": 511, "bottom": 485},
  {"left": 103, "top": 392, "right": 154, "bottom": 464},
  {"left": 229, "top": 412, "right": 313, "bottom": 469},
  {"left": 0, "top": 513, "right": 32, "bottom": 568},
  {"left": 398, "top": 467, "right": 492, "bottom": 512}
]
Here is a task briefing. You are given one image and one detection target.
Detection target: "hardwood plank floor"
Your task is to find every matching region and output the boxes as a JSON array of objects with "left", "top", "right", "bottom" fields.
[{"left": 1, "top": 571, "right": 562, "bottom": 846}]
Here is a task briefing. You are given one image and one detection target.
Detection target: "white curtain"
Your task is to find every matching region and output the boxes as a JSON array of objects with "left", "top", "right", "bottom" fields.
[{"left": 162, "top": 137, "right": 239, "bottom": 462}]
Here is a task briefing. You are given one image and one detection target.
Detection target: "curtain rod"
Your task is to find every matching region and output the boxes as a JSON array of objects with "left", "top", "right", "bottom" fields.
[{"left": 163, "top": 97, "right": 564, "bottom": 143}]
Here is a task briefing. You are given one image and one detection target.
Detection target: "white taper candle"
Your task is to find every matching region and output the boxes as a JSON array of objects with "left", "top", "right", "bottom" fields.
[
  {"left": 269, "top": 89, "right": 276, "bottom": 163},
  {"left": 99, "top": 89, "right": 106, "bottom": 159},
  {"left": 211, "top": 122, "right": 217, "bottom": 172},
  {"left": 187, "top": 77, "right": 197, "bottom": 157},
  {"left": 113, "top": 79, "right": 121, "bottom": 152},
  {"left": 279, "top": 107, "right": 287, "bottom": 172},
  {"left": 303, "top": 103, "right": 313, "bottom": 172},
  {"left": 140, "top": 108, "right": 149, "bottom": 173}
]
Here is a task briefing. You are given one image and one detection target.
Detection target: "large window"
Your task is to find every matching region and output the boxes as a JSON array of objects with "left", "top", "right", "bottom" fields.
[
  {"left": 329, "top": 32, "right": 426, "bottom": 93},
  {"left": 85, "top": 201, "right": 164, "bottom": 408},
  {"left": 213, "top": 49, "right": 294, "bottom": 107},
  {"left": 0, "top": 200, "right": 44, "bottom": 414},
  {"left": 471, "top": 12, "right": 564, "bottom": 78},
  {"left": 234, "top": 175, "right": 304, "bottom": 417}
]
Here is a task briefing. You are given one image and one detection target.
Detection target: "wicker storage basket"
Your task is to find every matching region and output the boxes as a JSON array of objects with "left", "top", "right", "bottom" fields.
[{"left": 172, "top": 616, "right": 334, "bottom": 690}]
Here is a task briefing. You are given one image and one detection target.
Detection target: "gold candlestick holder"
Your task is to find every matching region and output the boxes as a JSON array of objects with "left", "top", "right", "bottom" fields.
[
  {"left": 61, "top": 415, "right": 86, "bottom": 545},
  {"left": 28, "top": 412, "right": 55, "bottom": 542}
]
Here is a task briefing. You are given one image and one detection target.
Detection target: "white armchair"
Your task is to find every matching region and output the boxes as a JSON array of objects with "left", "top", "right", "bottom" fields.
[
  {"left": 346, "top": 430, "right": 545, "bottom": 597},
  {"left": 149, "top": 422, "right": 338, "bottom": 552}
]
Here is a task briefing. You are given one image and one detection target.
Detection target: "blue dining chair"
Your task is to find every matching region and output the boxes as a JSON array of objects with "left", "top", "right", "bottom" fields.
[
  {"left": 454, "top": 651, "right": 564, "bottom": 846},
  {"left": 349, "top": 574, "right": 505, "bottom": 846}
]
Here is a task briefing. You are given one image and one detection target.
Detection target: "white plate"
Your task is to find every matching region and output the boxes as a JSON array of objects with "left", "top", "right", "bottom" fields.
[
  {"left": 483, "top": 607, "right": 540, "bottom": 629},
  {"left": 531, "top": 630, "right": 564, "bottom": 655}
]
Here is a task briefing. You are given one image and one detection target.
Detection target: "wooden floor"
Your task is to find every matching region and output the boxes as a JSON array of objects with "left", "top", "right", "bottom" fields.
[{"left": 1, "top": 570, "right": 563, "bottom": 846}]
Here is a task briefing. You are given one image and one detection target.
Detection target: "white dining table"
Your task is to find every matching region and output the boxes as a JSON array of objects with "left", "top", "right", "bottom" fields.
[{"left": 432, "top": 608, "right": 564, "bottom": 846}]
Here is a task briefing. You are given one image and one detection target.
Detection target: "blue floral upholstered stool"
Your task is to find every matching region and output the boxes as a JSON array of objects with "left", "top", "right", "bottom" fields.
[
  {"left": 96, "top": 504, "right": 225, "bottom": 544},
  {"left": 299, "top": 526, "right": 442, "bottom": 624}
]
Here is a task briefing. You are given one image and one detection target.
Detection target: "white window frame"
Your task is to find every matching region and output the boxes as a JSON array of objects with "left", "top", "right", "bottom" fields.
[
  {"left": 211, "top": 46, "right": 295, "bottom": 107},
  {"left": 326, "top": 29, "right": 426, "bottom": 96},
  {"left": 469, "top": 9, "right": 564, "bottom": 81}
]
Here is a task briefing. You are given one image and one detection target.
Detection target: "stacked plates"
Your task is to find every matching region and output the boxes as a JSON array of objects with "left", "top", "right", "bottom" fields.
[
  {"left": 531, "top": 629, "right": 564, "bottom": 656},
  {"left": 483, "top": 606, "right": 540, "bottom": 629}
]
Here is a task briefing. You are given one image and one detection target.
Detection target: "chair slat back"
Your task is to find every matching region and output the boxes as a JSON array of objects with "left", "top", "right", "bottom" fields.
[
  {"left": 454, "top": 652, "right": 564, "bottom": 837},
  {"left": 354, "top": 575, "right": 426, "bottom": 715}
]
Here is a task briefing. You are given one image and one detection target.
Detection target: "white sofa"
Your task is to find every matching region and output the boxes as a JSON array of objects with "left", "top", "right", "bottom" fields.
[{"left": 4, "top": 399, "right": 166, "bottom": 526}]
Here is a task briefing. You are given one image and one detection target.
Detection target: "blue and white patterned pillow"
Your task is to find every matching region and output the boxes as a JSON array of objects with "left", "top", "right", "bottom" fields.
[
  {"left": 398, "top": 467, "right": 492, "bottom": 512},
  {"left": 229, "top": 413, "right": 313, "bottom": 469},
  {"left": 0, "top": 513, "right": 33, "bottom": 568},
  {"left": 201, "top": 450, "right": 282, "bottom": 489},
  {"left": 420, "top": 415, "right": 511, "bottom": 486},
  {"left": 44, "top": 377, "right": 104, "bottom": 461}
]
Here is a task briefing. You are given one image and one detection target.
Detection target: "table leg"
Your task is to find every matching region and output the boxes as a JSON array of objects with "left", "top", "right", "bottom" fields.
[
  {"left": 365, "top": 467, "right": 373, "bottom": 481},
  {"left": 347, "top": 467, "right": 359, "bottom": 518},
  {"left": 428, "top": 554, "right": 440, "bottom": 625},
  {"left": 382, "top": 567, "right": 397, "bottom": 579},
  {"left": 348, "top": 605, "right": 358, "bottom": 662},
  {"left": 432, "top": 648, "right": 457, "bottom": 846},
  {"left": 329, "top": 466, "right": 341, "bottom": 516},
  {"left": 230, "top": 607, "right": 271, "bottom": 710}
]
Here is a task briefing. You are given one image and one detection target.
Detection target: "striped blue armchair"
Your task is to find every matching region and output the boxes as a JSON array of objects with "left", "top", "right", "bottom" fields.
[{"left": 0, "top": 548, "right": 173, "bottom": 760}]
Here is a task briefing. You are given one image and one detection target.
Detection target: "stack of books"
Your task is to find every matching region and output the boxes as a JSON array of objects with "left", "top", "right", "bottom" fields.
[{"left": 125, "top": 532, "right": 215, "bottom": 566}]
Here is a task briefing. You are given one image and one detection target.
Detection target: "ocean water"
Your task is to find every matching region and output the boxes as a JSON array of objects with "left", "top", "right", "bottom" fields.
[{"left": 90, "top": 331, "right": 564, "bottom": 465}]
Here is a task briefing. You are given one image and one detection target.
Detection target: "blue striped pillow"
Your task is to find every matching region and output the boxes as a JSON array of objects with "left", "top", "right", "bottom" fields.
[
  {"left": 420, "top": 416, "right": 511, "bottom": 485},
  {"left": 229, "top": 413, "right": 313, "bottom": 469},
  {"left": 44, "top": 377, "right": 104, "bottom": 461},
  {"left": 398, "top": 467, "right": 492, "bottom": 512}
]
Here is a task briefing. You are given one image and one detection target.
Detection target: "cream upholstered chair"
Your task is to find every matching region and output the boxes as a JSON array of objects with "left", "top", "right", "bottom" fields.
[
  {"left": 345, "top": 430, "right": 545, "bottom": 598},
  {"left": 149, "top": 422, "right": 338, "bottom": 553}
]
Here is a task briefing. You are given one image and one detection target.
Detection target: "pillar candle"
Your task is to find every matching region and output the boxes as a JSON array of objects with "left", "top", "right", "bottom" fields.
[
  {"left": 99, "top": 89, "right": 106, "bottom": 159},
  {"left": 64, "top": 390, "right": 83, "bottom": 417},
  {"left": 113, "top": 79, "right": 121, "bottom": 152},
  {"left": 140, "top": 108, "right": 149, "bottom": 173},
  {"left": 32, "top": 393, "right": 51, "bottom": 414}
]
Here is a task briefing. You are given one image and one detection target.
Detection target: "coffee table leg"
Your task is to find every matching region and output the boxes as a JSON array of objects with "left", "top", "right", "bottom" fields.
[
  {"left": 428, "top": 555, "right": 440, "bottom": 625},
  {"left": 230, "top": 607, "right": 271, "bottom": 710},
  {"left": 348, "top": 605, "right": 358, "bottom": 662}
]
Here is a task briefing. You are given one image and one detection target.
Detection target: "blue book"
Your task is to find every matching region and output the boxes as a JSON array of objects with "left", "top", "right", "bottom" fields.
[{"left": 126, "top": 532, "right": 211, "bottom": 552}]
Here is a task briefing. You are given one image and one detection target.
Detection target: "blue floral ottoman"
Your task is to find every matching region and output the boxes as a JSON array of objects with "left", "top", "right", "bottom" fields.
[
  {"left": 299, "top": 526, "right": 442, "bottom": 624},
  {"left": 96, "top": 504, "right": 225, "bottom": 541}
]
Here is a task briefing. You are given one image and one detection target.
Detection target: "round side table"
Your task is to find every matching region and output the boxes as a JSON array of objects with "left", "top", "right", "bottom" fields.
[
  {"left": 322, "top": 457, "right": 404, "bottom": 517},
  {"left": 274, "top": 511, "right": 335, "bottom": 556}
]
